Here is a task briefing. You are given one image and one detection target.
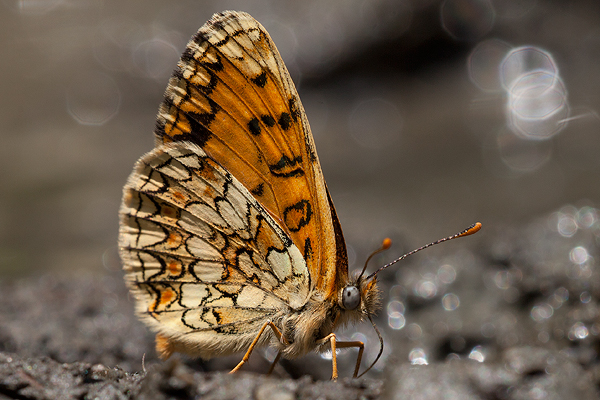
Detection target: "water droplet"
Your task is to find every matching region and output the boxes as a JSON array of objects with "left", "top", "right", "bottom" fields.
[
  {"left": 442, "top": 293, "right": 460, "bottom": 311},
  {"left": 500, "top": 46, "right": 569, "bottom": 140},
  {"left": 388, "top": 313, "right": 406, "bottom": 330},
  {"left": 406, "top": 323, "right": 423, "bottom": 340},
  {"left": 580, "top": 291, "right": 592, "bottom": 304},
  {"left": 468, "top": 39, "right": 511, "bottom": 92},
  {"left": 437, "top": 264, "right": 457, "bottom": 284},
  {"left": 481, "top": 322, "right": 496, "bottom": 338},
  {"left": 66, "top": 71, "right": 121, "bottom": 126},
  {"left": 414, "top": 280, "right": 438, "bottom": 299},
  {"left": 549, "top": 287, "right": 569, "bottom": 309},
  {"left": 538, "top": 331, "right": 550, "bottom": 343},
  {"left": 577, "top": 207, "right": 599, "bottom": 229},
  {"left": 568, "top": 322, "right": 589, "bottom": 340},
  {"left": 133, "top": 39, "right": 180, "bottom": 80},
  {"left": 556, "top": 212, "right": 578, "bottom": 237},
  {"left": 569, "top": 246, "right": 589, "bottom": 264},
  {"left": 409, "top": 348, "right": 428, "bottom": 365},
  {"left": 530, "top": 303, "right": 554, "bottom": 322},
  {"left": 468, "top": 345, "right": 485, "bottom": 362},
  {"left": 387, "top": 300, "right": 405, "bottom": 315}
]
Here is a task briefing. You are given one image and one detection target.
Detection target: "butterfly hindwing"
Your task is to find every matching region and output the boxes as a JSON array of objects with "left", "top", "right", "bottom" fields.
[{"left": 119, "top": 142, "right": 310, "bottom": 357}]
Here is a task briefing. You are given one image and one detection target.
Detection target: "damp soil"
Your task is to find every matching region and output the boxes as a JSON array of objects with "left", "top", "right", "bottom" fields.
[{"left": 1, "top": 207, "right": 600, "bottom": 399}]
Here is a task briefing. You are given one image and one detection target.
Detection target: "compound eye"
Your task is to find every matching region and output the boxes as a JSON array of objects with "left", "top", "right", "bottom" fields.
[{"left": 342, "top": 286, "right": 361, "bottom": 310}]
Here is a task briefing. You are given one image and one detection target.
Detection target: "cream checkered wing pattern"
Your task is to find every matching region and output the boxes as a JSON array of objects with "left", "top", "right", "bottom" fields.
[{"left": 119, "top": 142, "right": 310, "bottom": 359}]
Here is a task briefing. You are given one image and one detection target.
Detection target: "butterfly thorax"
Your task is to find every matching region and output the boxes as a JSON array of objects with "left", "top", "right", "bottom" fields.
[{"left": 278, "top": 275, "right": 381, "bottom": 359}]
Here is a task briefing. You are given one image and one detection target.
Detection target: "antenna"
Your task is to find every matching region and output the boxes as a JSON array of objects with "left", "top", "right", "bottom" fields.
[
  {"left": 365, "top": 222, "right": 481, "bottom": 281},
  {"left": 358, "top": 238, "right": 392, "bottom": 280}
]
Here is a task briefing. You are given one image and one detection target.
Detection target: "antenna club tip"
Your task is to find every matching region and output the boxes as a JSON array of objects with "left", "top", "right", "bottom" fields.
[
  {"left": 460, "top": 222, "right": 482, "bottom": 237},
  {"left": 382, "top": 238, "right": 392, "bottom": 250}
]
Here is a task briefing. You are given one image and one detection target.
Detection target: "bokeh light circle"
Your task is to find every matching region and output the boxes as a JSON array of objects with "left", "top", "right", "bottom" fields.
[
  {"left": 441, "top": 0, "right": 495, "bottom": 41},
  {"left": 66, "top": 71, "right": 121, "bottom": 126},
  {"left": 468, "top": 39, "right": 512, "bottom": 92}
]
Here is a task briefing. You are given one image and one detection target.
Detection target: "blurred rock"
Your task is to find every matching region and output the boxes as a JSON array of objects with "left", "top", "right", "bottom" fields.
[
  {"left": 382, "top": 346, "right": 597, "bottom": 400},
  {"left": 1, "top": 205, "right": 600, "bottom": 398}
]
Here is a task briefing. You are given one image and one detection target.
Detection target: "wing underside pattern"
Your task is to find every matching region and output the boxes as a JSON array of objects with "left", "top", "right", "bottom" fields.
[{"left": 119, "top": 143, "right": 310, "bottom": 344}]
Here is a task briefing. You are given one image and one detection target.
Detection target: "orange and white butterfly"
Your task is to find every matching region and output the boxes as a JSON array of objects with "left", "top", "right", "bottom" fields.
[{"left": 119, "top": 10, "right": 481, "bottom": 380}]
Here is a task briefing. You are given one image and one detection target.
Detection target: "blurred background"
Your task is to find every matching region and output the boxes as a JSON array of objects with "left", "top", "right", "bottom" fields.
[
  {"left": 1, "top": 0, "right": 600, "bottom": 378},
  {"left": 2, "top": 0, "right": 599, "bottom": 275}
]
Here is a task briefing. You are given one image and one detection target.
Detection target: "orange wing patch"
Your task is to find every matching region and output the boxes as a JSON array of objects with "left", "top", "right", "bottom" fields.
[{"left": 154, "top": 12, "right": 346, "bottom": 298}]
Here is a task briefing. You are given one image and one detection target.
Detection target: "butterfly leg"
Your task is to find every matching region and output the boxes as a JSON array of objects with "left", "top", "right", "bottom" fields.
[
  {"left": 317, "top": 333, "right": 339, "bottom": 380},
  {"left": 230, "top": 320, "right": 287, "bottom": 374},
  {"left": 317, "top": 334, "right": 365, "bottom": 380},
  {"left": 266, "top": 350, "right": 283, "bottom": 375},
  {"left": 335, "top": 340, "right": 365, "bottom": 378}
]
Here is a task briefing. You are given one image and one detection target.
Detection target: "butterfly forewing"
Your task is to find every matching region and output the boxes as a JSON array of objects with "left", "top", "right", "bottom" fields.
[{"left": 154, "top": 11, "right": 347, "bottom": 298}]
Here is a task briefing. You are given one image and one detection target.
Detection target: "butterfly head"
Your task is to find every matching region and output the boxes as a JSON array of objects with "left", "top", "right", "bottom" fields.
[
  {"left": 337, "top": 236, "right": 392, "bottom": 315},
  {"left": 339, "top": 274, "right": 380, "bottom": 314},
  {"left": 338, "top": 276, "right": 381, "bottom": 338}
]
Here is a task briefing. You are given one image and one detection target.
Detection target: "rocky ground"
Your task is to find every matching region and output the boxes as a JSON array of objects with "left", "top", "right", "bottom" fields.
[{"left": 1, "top": 205, "right": 600, "bottom": 399}]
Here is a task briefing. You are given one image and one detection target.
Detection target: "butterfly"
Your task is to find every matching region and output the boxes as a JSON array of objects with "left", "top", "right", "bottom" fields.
[{"left": 118, "top": 10, "right": 481, "bottom": 380}]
